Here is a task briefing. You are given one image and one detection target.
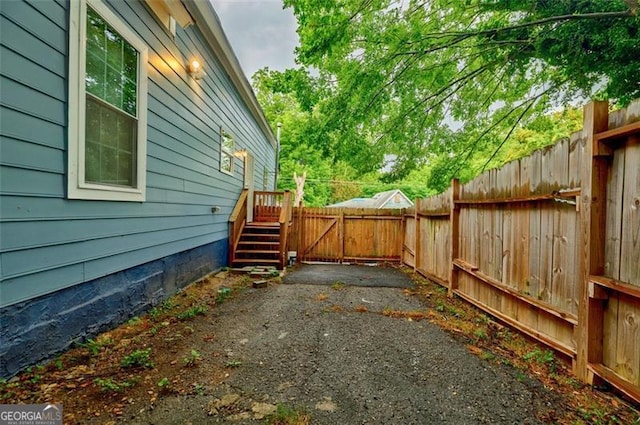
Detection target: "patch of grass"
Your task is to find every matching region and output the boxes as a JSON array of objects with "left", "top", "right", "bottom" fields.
[
  {"left": 121, "top": 348, "right": 154, "bottom": 369},
  {"left": 127, "top": 316, "right": 142, "bottom": 326},
  {"left": 216, "top": 287, "right": 232, "bottom": 303},
  {"left": 225, "top": 360, "right": 242, "bottom": 368},
  {"left": 474, "top": 328, "right": 488, "bottom": 341},
  {"left": 94, "top": 377, "right": 136, "bottom": 393},
  {"left": 176, "top": 305, "right": 208, "bottom": 320},
  {"left": 192, "top": 382, "right": 205, "bottom": 395},
  {"left": 265, "top": 404, "right": 311, "bottom": 425},
  {"left": 78, "top": 337, "right": 113, "bottom": 356},
  {"left": 330, "top": 281, "right": 345, "bottom": 290},
  {"left": 182, "top": 349, "right": 201, "bottom": 367},
  {"left": 523, "top": 346, "right": 556, "bottom": 371},
  {"left": 578, "top": 406, "right": 622, "bottom": 425},
  {"left": 480, "top": 351, "right": 496, "bottom": 361}
]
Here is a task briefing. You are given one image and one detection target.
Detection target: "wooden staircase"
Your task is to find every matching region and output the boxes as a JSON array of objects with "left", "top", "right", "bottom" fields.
[
  {"left": 229, "top": 190, "right": 293, "bottom": 270},
  {"left": 231, "top": 222, "right": 281, "bottom": 268}
]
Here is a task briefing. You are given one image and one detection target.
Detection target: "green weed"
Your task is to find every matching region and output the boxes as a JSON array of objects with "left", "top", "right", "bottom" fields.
[
  {"left": 480, "top": 351, "right": 495, "bottom": 361},
  {"left": 265, "top": 404, "right": 311, "bottom": 425},
  {"left": 79, "top": 338, "right": 112, "bottom": 356},
  {"left": 225, "top": 360, "right": 242, "bottom": 368},
  {"left": 94, "top": 377, "right": 135, "bottom": 393},
  {"left": 330, "top": 281, "right": 345, "bottom": 290},
  {"left": 121, "top": 348, "right": 154, "bottom": 369},
  {"left": 182, "top": 349, "right": 201, "bottom": 367},
  {"left": 176, "top": 305, "right": 208, "bottom": 320},
  {"left": 157, "top": 377, "right": 170, "bottom": 389},
  {"left": 127, "top": 316, "right": 142, "bottom": 326},
  {"left": 474, "top": 329, "right": 488, "bottom": 341},
  {"left": 216, "top": 287, "right": 232, "bottom": 303}
]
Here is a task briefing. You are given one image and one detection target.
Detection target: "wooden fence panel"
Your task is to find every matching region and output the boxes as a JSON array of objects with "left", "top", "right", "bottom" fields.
[
  {"left": 403, "top": 210, "right": 416, "bottom": 267},
  {"left": 413, "top": 189, "right": 451, "bottom": 285},
  {"left": 600, "top": 130, "right": 640, "bottom": 394},
  {"left": 297, "top": 208, "right": 404, "bottom": 263}
]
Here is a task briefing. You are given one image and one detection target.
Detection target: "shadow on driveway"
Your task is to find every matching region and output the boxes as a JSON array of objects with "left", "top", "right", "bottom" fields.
[{"left": 282, "top": 263, "right": 414, "bottom": 289}]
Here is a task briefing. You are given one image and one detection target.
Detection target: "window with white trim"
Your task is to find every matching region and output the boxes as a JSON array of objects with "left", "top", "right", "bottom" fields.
[
  {"left": 68, "top": 0, "right": 148, "bottom": 201},
  {"left": 220, "top": 129, "right": 234, "bottom": 175}
]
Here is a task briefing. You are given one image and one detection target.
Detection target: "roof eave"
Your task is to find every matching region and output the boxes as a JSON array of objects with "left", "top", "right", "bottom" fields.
[{"left": 182, "top": 0, "right": 277, "bottom": 149}]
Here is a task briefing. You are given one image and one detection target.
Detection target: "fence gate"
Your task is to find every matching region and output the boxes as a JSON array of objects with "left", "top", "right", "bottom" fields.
[{"left": 295, "top": 207, "right": 405, "bottom": 264}]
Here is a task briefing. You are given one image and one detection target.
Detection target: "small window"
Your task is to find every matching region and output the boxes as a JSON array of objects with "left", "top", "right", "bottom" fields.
[
  {"left": 220, "top": 129, "right": 234, "bottom": 175},
  {"left": 263, "top": 166, "right": 268, "bottom": 190},
  {"left": 68, "top": 0, "right": 148, "bottom": 201}
]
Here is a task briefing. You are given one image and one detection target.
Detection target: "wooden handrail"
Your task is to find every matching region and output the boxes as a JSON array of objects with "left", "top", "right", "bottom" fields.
[
  {"left": 229, "top": 189, "right": 249, "bottom": 222},
  {"left": 278, "top": 191, "right": 292, "bottom": 269},
  {"left": 228, "top": 189, "right": 249, "bottom": 266}
]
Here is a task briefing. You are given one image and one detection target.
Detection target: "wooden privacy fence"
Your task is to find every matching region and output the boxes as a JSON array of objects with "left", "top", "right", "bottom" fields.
[
  {"left": 291, "top": 207, "right": 404, "bottom": 263},
  {"left": 404, "top": 100, "right": 640, "bottom": 402},
  {"left": 289, "top": 101, "right": 638, "bottom": 400}
]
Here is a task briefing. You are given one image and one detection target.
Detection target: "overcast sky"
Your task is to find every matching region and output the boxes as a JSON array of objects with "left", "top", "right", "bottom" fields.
[{"left": 210, "top": 0, "right": 300, "bottom": 80}]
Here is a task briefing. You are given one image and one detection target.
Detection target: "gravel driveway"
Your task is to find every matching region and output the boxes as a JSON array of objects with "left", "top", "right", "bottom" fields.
[{"left": 131, "top": 265, "right": 554, "bottom": 424}]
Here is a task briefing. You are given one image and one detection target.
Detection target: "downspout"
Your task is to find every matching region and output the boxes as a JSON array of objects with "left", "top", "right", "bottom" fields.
[{"left": 275, "top": 122, "right": 282, "bottom": 190}]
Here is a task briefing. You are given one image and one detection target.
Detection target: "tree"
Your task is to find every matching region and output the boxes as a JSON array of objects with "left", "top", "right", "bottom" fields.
[
  {"left": 283, "top": 0, "right": 640, "bottom": 182},
  {"left": 253, "top": 67, "right": 378, "bottom": 206}
]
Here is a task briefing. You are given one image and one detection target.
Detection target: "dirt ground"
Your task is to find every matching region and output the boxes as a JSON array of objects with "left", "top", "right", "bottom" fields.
[{"left": 1, "top": 264, "right": 638, "bottom": 424}]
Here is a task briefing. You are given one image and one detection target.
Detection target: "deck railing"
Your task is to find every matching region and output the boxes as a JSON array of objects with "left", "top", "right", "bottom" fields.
[{"left": 254, "top": 191, "right": 286, "bottom": 222}]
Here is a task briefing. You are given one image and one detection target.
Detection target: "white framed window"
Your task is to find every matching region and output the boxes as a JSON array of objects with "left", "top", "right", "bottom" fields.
[
  {"left": 68, "top": 0, "right": 148, "bottom": 201},
  {"left": 220, "top": 129, "right": 234, "bottom": 175}
]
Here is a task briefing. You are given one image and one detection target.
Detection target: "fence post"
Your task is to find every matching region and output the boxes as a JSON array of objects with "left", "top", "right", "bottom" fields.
[
  {"left": 338, "top": 209, "right": 345, "bottom": 263},
  {"left": 448, "top": 179, "right": 461, "bottom": 296},
  {"left": 414, "top": 199, "right": 420, "bottom": 273},
  {"left": 575, "top": 100, "right": 609, "bottom": 383},
  {"left": 296, "top": 206, "right": 304, "bottom": 264}
]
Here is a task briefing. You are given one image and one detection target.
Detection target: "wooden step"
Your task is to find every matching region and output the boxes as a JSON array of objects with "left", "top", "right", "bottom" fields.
[
  {"left": 245, "top": 224, "right": 279, "bottom": 230},
  {"left": 232, "top": 258, "right": 280, "bottom": 264},
  {"left": 235, "top": 250, "right": 279, "bottom": 255},
  {"left": 241, "top": 233, "right": 280, "bottom": 239},
  {"left": 238, "top": 241, "right": 279, "bottom": 246}
]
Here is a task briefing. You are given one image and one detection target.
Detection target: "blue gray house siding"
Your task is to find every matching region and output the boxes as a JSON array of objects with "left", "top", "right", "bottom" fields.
[{"left": 0, "top": 0, "right": 276, "bottom": 377}]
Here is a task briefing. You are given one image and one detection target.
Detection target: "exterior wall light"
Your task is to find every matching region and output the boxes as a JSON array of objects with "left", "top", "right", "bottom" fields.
[
  {"left": 188, "top": 59, "right": 203, "bottom": 79},
  {"left": 234, "top": 148, "right": 248, "bottom": 158}
]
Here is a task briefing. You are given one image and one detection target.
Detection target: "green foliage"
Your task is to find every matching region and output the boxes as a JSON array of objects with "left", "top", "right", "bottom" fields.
[
  {"left": 474, "top": 329, "right": 488, "bottom": 341},
  {"left": 183, "top": 349, "right": 201, "bottom": 367},
  {"left": 330, "top": 281, "right": 345, "bottom": 290},
  {"left": 176, "top": 305, "right": 207, "bottom": 320},
  {"left": 265, "top": 404, "right": 311, "bottom": 425},
  {"left": 157, "top": 377, "right": 170, "bottom": 389},
  {"left": 276, "top": 0, "right": 638, "bottom": 190},
  {"left": 121, "top": 348, "right": 154, "bottom": 369},
  {"left": 79, "top": 337, "right": 112, "bottom": 356},
  {"left": 216, "top": 288, "right": 232, "bottom": 304},
  {"left": 94, "top": 377, "right": 136, "bottom": 393},
  {"left": 523, "top": 347, "right": 555, "bottom": 367}
]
